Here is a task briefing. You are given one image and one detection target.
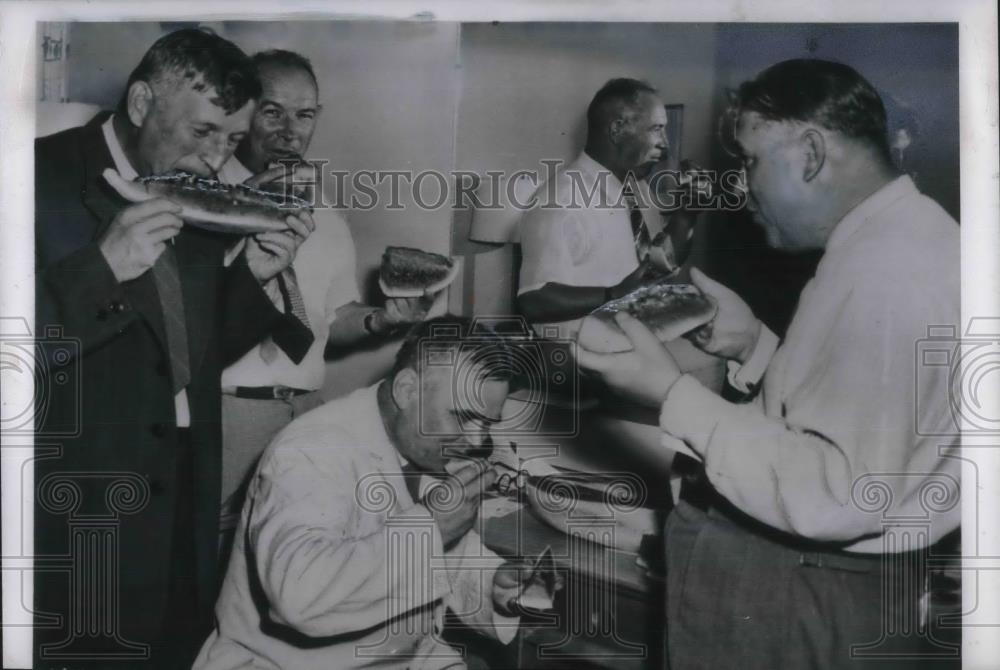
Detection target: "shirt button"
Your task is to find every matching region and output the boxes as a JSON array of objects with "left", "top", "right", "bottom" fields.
[
  {"left": 109, "top": 300, "right": 127, "bottom": 313},
  {"left": 150, "top": 423, "right": 168, "bottom": 438}
]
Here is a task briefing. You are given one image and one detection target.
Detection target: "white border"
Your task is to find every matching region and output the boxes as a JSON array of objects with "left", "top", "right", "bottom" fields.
[{"left": 2, "top": 1, "right": 997, "bottom": 668}]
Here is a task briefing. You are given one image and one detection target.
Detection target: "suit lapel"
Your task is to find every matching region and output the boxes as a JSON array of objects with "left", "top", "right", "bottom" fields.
[{"left": 79, "top": 114, "right": 169, "bottom": 357}]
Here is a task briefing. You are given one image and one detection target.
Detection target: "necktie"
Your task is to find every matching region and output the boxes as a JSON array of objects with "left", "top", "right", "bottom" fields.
[
  {"left": 150, "top": 246, "right": 190, "bottom": 393},
  {"left": 624, "top": 187, "right": 651, "bottom": 262},
  {"left": 261, "top": 266, "right": 315, "bottom": 365}
]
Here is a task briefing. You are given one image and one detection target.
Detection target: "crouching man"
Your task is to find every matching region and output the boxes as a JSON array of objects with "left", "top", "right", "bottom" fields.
[{"left": 194, "top": 316, "right": 529, "bottom": 669}]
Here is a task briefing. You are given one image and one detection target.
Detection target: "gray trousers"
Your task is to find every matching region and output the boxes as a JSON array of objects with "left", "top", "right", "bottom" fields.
[
  {"left": 664, "top": 500, "right": 959, "bottom": 670},
  {"left": 218, "top": 392, "right": 324, "bottom": 562}
]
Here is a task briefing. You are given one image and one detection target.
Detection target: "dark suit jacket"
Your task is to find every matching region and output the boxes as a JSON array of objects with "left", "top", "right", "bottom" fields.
[{"left": 33, "top": 112, "right": 282, "bottom": 664}]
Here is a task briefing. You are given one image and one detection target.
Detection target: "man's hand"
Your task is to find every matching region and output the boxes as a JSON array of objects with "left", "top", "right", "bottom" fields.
[
  {"left": 492, "top": 555, "right": 565, "bottom": 616},
  {"left": 244, "top": 210, "right": 316, "bottom": 282},
  {"left": 608, "top": 260, "right": 655, "bottom": 301},
  {"left": 98, "top": 199, "right": 183, "bottom": 282},
  {"left": 575, "top": 312, "right": 682, "bottom": 408},
  {"left": 686, "top": 267, "right": 761, "bottom": 363},
  {"left": 425, "top": 460, "right": 496, "bottom": 549},
  {"left": 383, "top": 291, "right": 438, "bottom": 327},
  {"left": 244, "top": 161, "right": 319, "bottom": 202}
]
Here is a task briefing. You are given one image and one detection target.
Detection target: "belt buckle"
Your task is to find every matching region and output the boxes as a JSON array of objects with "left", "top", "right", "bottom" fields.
[{"left": 273, "top": 385, "right": 295, "bottom": 400}]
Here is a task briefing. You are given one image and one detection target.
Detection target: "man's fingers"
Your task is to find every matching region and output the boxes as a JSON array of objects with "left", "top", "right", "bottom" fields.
[
  {"left": 690, "top": 267, "right": 731, "bottom": 300},
  {"left": 134, "top": 212, "right": 183, "bottom": 236},
  {"left": 574, "top": 345, "right": 626, "bottom": 374},
  {"left": 244, "top": 166, "right": 289, "bottom": 188},
  {"left": 286, "top": 211, "right": 316, "bottom": 235},
  {"left": 256, "top": 231, "right": 297, "bottom": 253},
  {"left": 445, "top": 458, "right": 482, "bottom": 480},
  {"left": 685, "top": 321, "right": 714, "bottom": 348},
  {"left": 614, "top": 312, "right": 666, "bottom": 355},
  {"left": 119, "top": 198, "right": 183, "bottom": 226}
]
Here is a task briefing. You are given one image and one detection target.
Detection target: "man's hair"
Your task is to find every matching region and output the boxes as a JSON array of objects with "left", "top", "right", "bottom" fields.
[
  {"left": 117, "top": 28, "right": 261, "bottom": 116},
  {"left": 252, "top": 49, "right": 319, "bottom": 92},
  {"left": 390, "top": 316, "right": 514, "bottom": 383},
  {"left": 733, "top": 58, "right": 891, "bottom": 161},
  {"left": 586, "top": 77, "right": 659, "bottom": 134}
]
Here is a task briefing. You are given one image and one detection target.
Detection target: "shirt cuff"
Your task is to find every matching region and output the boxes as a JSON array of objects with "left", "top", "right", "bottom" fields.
[
  {"left": 725, "top": 323, "right": 779, "bottom": 393},
  {"left": 224, "top": 238, "right": 247, "bottom": 268},
  {"left": 659, "top": 374, "right": 731, "bottom": 459}
]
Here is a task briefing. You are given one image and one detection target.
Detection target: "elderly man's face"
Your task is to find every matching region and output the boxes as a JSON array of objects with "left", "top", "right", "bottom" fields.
[
  {"left": 242, "top": 65, "right": 320, "bottom": 170},
  {"left": 619, "top": 92, "right": 669, "bottom": 175},
  {"left": 734, "top": 111, "right": 821, "bottom": 250},
  {"left": 133, "top": 80, "right": 254, "bottom": 177},
  {"left": 402, "top": 359, "right": 509, "bottom": 474}
]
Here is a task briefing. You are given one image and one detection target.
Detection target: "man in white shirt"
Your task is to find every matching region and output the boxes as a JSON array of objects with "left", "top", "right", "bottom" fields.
[
  {"left": 194, "top": 317, "right": 529, "bottom": 670},
  {"left": 216, "top": 50, "right": 435, "bottom": 552},
  {"left": 517, "top": 78, "right": 693, "bottom": 340},
  {"left": 578, "top": 59, "right": 960, "bottom": 668}
]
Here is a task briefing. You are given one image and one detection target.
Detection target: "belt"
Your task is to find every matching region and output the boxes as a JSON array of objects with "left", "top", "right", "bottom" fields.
[
  {"left": 678, "top": 475, "right": 885, "bottom": 573},
  {"left": 222, "top": 385, "right": 314, "bottom": 400}
]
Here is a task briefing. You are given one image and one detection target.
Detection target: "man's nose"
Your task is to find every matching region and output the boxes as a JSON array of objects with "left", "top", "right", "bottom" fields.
[{"left": 199, "top": 139, "right": 230, "bottom": 175}]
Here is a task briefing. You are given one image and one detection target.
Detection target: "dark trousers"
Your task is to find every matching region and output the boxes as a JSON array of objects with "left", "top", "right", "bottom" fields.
[
  {"left": 664, "top": 499, "right": 959, "bottom": 670},
  {"left": 152, "top": 428, "right": 207, "bottom": 670}
]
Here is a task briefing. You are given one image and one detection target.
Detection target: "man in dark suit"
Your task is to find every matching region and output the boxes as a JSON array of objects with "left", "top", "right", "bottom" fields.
[{"left": 33, "top": 29, "right": 314, "bottom": 669}]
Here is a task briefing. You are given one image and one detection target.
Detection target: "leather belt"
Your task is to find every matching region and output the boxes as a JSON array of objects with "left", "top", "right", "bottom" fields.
[
  {"left": 678, "top": 475, "right": 883, "bottom": 573},
  {"left": 222, "top": 385, "right": 313, "bottom": 400}
]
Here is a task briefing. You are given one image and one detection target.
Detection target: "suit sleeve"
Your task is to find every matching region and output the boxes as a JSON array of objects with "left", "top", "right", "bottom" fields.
[
  {"left": 218, "top": 249, "right": 284, "bottom": 366},
  {"left": 35, "top": 132, "right": 142, "bottom": 359}
]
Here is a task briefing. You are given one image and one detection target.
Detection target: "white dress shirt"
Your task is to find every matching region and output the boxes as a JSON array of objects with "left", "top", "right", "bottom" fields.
[
  {"left": 517, "top": 151, "right": 662, "bottom": 339},
  {"left": 194, "top": 383, "right": 517, "bottom": 670},
  {"left": 659, "top": 176, "right": 961, "bottom": 553},
  {"left": 217, "top": 158, "right": 360, "bottom": 390},
  {"left": 101, "top": 115, "right": 191, "bottom": 427}
]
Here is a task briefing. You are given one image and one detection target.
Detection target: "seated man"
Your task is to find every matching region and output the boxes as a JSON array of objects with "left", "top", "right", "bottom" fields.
[{"left": 194, "top": 317, "right": 529, "bottom": 670}]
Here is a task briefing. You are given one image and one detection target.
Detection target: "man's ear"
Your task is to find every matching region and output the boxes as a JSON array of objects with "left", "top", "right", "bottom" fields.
[
  {"left": 801, "top": 128, "right": 826, "bottom": 182},
  {"left": 126, "top": 81, "right": 154, "bottom": 128},
  {"left": 392, "top": 368, "right": 419, "bottom": 410},
  {"left": 608, "top": 117, "right": 627, "bottom": 145}
]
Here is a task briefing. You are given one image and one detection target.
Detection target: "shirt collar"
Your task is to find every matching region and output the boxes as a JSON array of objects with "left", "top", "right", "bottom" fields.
[
  {"left": 101, "top": 114, "right": 139, "bottom": 180},
  {"left": 574, "top": 150, "right": 627, "bottom": 204},
  {"left": 371, "top": 381, "right": 442, "bottom": 501},
  {"left": 825, "top": 175, "right": 917, "bottom": 253}
]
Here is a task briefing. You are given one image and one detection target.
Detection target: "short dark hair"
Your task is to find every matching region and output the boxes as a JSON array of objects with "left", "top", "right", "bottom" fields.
[
  {"left": 118, "top": 28, "right": 261, "bottom": 116},
  {"left": 733, "top": 59, "right": 891, "bottom": 160},
  {"left": 252, "top": 49, "right": 319, "bottom": 92},
  {"left": 390, "top": 316, "right": 513, "bottom": 383},
  {"left": 586, "top": 78, "right": 659, "bottom": 133}
]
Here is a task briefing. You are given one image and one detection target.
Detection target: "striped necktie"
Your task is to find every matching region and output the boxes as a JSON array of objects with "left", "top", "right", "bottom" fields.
[
  {"left": 278, "top": 267, "right": 311, "bottom": 331},
  {"left": 624, "top": 187, "right": 651, "bottom": 262},
  {"left": 262, "top": 266, "right": 315, "bottom": 365},
  {"left": 149, "top": 245, "right": 190, "bottom": 393}
]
